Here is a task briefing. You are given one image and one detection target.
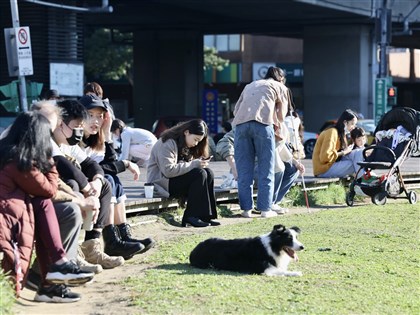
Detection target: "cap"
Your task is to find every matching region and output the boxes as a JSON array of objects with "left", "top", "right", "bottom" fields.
[{"left": 79, "top": 94, "right": 108, "bottom": 111}]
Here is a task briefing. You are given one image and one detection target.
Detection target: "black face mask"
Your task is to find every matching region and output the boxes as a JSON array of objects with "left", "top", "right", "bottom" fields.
[{"left": 66, "top": 127, "right": 84, "bottom": 145}]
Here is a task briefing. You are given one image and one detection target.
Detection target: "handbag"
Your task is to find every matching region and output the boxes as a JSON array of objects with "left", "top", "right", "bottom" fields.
[{"left": 274, "top": 141, "right": 293, "bottom": 172}]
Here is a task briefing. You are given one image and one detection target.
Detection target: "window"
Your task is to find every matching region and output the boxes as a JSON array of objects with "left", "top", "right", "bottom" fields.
[{"left": 204, "top": 34, "right": 241, "bottom": 52}]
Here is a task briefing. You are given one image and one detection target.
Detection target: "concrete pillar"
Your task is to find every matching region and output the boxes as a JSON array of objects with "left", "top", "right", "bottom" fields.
[
  {"left": 303, "top": 25, "right": 373, "bottom": 132},
  {"left": 132, "top": 30, "right": 203, "bottom": 130}
]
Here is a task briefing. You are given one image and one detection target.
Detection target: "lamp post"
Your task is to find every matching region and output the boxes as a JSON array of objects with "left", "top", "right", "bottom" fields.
[
  {"left": 10, "top": 0, "right": 28, "bottom": 112},
  {"left": 377, "top": 0, "right": 391, "bottom": 79}
]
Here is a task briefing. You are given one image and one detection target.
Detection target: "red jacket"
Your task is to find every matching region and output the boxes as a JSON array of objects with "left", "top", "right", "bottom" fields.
[{"left": 0, "top": 162, "right": 58, "bottom": 292}]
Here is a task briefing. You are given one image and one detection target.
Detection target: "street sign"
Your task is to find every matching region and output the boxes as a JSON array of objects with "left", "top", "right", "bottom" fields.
[
  {"left": 15, "top": 27, "right": 33, "bottom": 76},
  {"left": 4, "top": 26, "right": 33, "bottom": 76},
  {"left": 202, "top": 89, "right": 218, "bottom": 134},
  {"left": 374, "top": 78, "right": 387, "bottom": 124}
]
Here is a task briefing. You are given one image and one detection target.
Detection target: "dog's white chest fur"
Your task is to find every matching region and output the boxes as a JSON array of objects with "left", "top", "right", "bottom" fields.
[{"left": 260, "top": 232, "right": 303, "bottom": 277}]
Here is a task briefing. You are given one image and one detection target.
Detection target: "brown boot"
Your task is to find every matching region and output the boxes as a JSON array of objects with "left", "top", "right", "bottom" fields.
[
  {"left": 80, "top": 239, "right": 124, "bottom": 269},
  {"left": 76, "top": 246, "right": 103, "bottom": 274}
]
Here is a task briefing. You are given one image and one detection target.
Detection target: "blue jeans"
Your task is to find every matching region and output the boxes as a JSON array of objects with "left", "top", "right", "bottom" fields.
[
  {"left": 273, "top": 161, "right": 299, "bottom": 204},
  {"left": 318, "top": 148, "right": 364, "bottom": 178},
  {"left": 234, "top": 121, "right": 275, "bottom": 211},
  {"left": 104, "top": 174, "right": 126, "bottom": 203}
]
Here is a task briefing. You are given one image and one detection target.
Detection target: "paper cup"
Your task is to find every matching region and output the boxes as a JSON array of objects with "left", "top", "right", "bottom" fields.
[
  {"left": 83, "top": 210, "right": 94, "bottom": 231},
  {"left": 144, "top": 183, "right": 154, "bottom": 199}
]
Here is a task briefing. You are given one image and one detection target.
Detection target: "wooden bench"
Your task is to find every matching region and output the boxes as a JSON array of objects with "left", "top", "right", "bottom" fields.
[{"left": 124, "top": 175, "right": 349, "bottom": 214}]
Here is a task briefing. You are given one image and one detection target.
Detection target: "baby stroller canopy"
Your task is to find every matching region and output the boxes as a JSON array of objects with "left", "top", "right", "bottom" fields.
[{"left": 375, "top": 107, "right": 420, "bottom": 139}]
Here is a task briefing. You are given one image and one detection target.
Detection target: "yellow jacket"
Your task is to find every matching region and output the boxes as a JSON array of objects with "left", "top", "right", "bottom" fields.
[{"left": 312, "top": 128, "right": 342, "bottom": 176}]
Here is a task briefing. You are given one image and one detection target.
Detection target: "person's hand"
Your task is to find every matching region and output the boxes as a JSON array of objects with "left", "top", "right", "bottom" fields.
[
  {"left": 89, "top": 179, "right": 102, "bottom": 198},
  {"left": 79, "top": 196, "right": 100, "bottom": 224},
  {"left": 231, "top": 164, "right": 238, "bottom": 179},
  {"left": 102, "top": 111, "right": 113, "bottom": 141},
  {"left": 225, "top": 155, "right": 238, "bottom": 179},
  {"left": 82, "top": 195, "right": 100, "bottom": 210},
  {"left": 127, "top": 161, "right": 140, "bottom": 181},
  {"left": 343, "top": 144, "right": 354, "bottom": 156},
  {"left": 196, "top": 158, "right": 210, "bottom": 168},
  {"left": 294, "top": 160, "right": 305, "bottom": 175}
]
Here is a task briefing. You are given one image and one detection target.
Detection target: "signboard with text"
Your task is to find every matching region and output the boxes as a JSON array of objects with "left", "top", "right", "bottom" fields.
[
  {"left": 4, "top": 26, "right": 33, "bottom": 76},
  {"left": 50, "top": 63, "right": 84, "bottom": 96},
  {"left": 374, "top": 78, "right": 387, "bottom": 124},
  {"left": 202, "top": 89, "right": 218, "bottom": 134}
]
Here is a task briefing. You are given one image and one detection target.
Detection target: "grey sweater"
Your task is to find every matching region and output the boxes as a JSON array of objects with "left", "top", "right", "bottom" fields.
[
  {"left": 146, "top": 138, "right": 201, "bottom": 197},
  {"left": 215, "top": 130, "right": 235, "bottom": 160}
]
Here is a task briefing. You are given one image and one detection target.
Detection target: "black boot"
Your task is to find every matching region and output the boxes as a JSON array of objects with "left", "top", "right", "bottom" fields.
[
  {"left": 102, "top": 225, "right": 144, "bottom": 260},
  {"left": 117, "top": 223, "right": 156, "bottom": 253}
]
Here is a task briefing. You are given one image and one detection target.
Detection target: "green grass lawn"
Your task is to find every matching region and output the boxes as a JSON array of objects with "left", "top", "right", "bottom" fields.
[
  {"left": 0, "top": 268, "right": 14, "bottom": 314},
  {"left": 124, "top": 203, "right": 419, "bottom": 315}
]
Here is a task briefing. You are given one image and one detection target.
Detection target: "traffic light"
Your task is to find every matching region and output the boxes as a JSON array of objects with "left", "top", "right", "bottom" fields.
[{"left": 387, "top": 86, "right": 397, "bottom": 106}]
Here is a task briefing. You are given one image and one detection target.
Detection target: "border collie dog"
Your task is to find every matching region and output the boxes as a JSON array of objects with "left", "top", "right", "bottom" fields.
[{"left": 189, "top": 225, "right": 304, "bottom": 276}]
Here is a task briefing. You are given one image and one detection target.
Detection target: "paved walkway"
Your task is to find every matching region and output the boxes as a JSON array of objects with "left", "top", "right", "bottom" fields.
[{"left": 119, "top": 157, "right": 420, "bottom": 213}]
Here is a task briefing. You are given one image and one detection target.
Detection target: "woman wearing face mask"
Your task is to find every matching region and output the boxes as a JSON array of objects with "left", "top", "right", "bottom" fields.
[{"left": 312, "top": 109, "right": 364, "bottom": 178}]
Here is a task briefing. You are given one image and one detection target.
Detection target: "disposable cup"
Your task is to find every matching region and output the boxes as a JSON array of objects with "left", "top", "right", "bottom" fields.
[
  {"left": 83, "top": 209, "right": 94, "bottom": 231},
  {"left": 144, "top": 183, "right": 154, "bottom": 199}
]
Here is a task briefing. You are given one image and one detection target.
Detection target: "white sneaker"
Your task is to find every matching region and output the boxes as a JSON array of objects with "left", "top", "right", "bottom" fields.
[
  {"left": 261, "top": 210, "right": 278, "bottom": 218},
  {"left": 241, "top": 210, "right": 252, "bottom": 218},
  {"left": 271, "top": 204, "right": 288, "bottom": 214}
]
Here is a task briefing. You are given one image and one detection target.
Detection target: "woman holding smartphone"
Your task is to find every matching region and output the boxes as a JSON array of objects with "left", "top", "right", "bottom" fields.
[
  {"left": 147, "top": 119, "right": 219, "bottom": 228},
  {"left": 312, "top": 109, "right": 364, "bottom": 178}
]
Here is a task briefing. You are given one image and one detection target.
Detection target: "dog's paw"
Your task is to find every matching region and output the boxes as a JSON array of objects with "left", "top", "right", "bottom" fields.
[{"left": 286, "top": 271, "right": 302, "bottom": 277}]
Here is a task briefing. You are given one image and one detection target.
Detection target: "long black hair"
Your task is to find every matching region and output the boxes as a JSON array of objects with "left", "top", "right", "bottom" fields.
[
  {"left": 161, "top": 119, "right": 209, "bottom": 160},
  {"left": 0, "top": 111, "right": 53, "bottom": 173},
  {"left": 264, "top": 66, "right": 286, "bottom": 83},
  {"left": 333, "top": 109, "right": 358, "bottom": 149}
]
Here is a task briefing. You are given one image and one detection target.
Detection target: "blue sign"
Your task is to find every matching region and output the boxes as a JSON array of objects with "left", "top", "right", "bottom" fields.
[{"left": 202, "top": 89, "right": 218, "bottom": 134}]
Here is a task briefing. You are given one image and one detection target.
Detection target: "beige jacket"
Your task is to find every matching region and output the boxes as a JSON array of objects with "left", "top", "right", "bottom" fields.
[
  {"left": 232, "top": 78, "right": 288, "bottom": 127},
  {"left": 147, "top": 139, "right": 201, "bottom": 197}
]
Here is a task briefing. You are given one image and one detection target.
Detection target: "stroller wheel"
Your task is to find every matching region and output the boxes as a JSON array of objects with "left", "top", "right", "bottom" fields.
[
  {"left": 408, "top": 191, "right": 417, "bottom": 204},
  {"left": 372, "top": 192, "right": 387, "bottom": 205},
  {"left": 346, "top": 191, "right": 354, "bottom": 207}
]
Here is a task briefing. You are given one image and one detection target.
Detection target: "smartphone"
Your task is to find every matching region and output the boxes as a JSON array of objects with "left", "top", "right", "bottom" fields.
[{"left": 201, "top": 155, "right": 213, "bottom": 161}]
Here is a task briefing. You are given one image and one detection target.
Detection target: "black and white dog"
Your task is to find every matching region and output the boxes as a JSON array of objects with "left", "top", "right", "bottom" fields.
[{"left": 189, "top": 225, "right": 304, "bottom": 276}]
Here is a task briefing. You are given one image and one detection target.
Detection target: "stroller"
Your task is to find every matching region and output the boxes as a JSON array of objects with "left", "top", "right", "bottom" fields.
[{"left": 346, "top": 107, "right": 420, "bottom": 206}]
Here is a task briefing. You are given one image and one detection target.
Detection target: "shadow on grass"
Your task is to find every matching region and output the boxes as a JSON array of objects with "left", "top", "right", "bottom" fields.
[
  {"left": 158, "top": 212, "right": 182, "bottom": 227},
  {"left": 152, "top": 263, "right": 243, "bottom": 277}
]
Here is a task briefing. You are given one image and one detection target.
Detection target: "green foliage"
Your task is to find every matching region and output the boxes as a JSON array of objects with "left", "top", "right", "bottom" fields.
[
  {"left": 284, "top": 183, "right": 346, "bottom": 207},
  {"left": 84, "top": 29, "right": 133, "bottom": 82},
  {"left": 123, "top": 203, "right": 419, "bottom": 314},
  {"left": 0, "top": 269, "right": 15, "bottom": 313},
  {"left": 203, "top": 46, "right": 229, "bottom": 71}
]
